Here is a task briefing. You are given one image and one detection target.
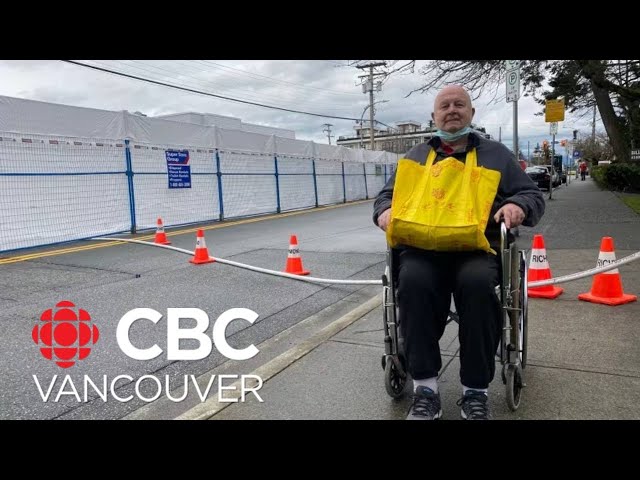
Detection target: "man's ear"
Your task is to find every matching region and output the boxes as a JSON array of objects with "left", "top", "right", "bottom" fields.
[
  {"left": 431, "top": 112, "right": 435, "bottom": 120},
  {"left": 472, "top": 107, "right": 476, "bottom": 117}
]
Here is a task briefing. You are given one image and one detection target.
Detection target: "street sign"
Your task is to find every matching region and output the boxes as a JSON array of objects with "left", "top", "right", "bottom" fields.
[
  {"left": 631, "top": 149, "right": 640, "bottom": 161},
  {"left": 506, "top": 70, "right": 520, "bottom": 102},
  {"left": 505, "top": 60, "right": 520, "bottom": 70},
  {"left": 545, "top": 99, "right": 565, "bottom": 122},
  {"left": 505, "top": 60, "right": 520, "bottom": 103},
  {"left": 550, "top": 122, "right": 558, "bottom": 135},
  {"left": 573, "top": 150, "right": 581, "bottom": 158}
]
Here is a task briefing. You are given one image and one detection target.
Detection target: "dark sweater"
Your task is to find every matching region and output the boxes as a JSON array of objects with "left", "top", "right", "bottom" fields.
[{"left": 373, "top": 133, "right": 545, "bottom": 249}]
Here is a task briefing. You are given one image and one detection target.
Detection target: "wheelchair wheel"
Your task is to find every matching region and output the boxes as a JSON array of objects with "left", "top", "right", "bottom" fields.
[
  {"left": 505, "top": 363, "right": 523, "bottom": 411},
  {"left": 384, "top": 357, "right": 407, "bottom": 399},
  {"left": 519, "top": 251, "right": 528, "bottom": 368}
]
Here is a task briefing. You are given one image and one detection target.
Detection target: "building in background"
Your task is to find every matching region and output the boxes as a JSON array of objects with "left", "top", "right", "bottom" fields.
[
  {"left": 155, "top": 112, "right": 296, "bottom": 139},
  {"left": 337, "top": 121, "right": 490, "bottom": 154}
]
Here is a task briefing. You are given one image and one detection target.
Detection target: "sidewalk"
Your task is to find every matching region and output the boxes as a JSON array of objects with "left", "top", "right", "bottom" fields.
[{"left": 198, "top": 179, "right": 640, "bottom": 420}]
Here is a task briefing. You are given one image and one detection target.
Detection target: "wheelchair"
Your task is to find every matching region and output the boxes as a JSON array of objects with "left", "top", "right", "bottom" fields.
[{"left": 381, "top": 222, "right": 528, "bottom": 411}]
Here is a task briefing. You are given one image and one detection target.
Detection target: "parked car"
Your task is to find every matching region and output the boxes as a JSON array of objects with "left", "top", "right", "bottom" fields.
[
  {"left": 558, "top": 168, "right": 567, "bottom": 184},
  {"left": 553, "top": 155, "right": 567, "bottom": 184},
  {"left": 525, "top": 166, "right": 560, "bottom": 190},
  {"left": 542, "top": 165, "right": 562, "bottom": 187}
]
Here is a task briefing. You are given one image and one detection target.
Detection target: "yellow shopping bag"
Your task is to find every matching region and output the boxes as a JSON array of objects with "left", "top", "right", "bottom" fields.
[{"left": 386, "top": 148, "right": 501, "bottom": 253}]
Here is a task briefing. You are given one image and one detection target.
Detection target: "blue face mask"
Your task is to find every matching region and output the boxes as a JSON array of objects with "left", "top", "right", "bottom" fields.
[{"left": 435, "top": 126, "right": 473, "bottom": 142}]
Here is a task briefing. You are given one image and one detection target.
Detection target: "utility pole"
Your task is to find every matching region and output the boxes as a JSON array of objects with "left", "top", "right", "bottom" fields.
[
  {"left": 568, "top": 139, "right": 573, "bottom": 178},
  {"left": 550, "top": 122, "right": 557, "bottom": 200},
  {"left": 357, "top": 62, "right": 386, "bottom": 150},
  {"left": 591, "top": 104, "right": 596, "bottom": 144},
  {"left": 322, "top": 123, "right": 334, "bottom": 145},
  {"left": 498, "top": 126, "right": 502, "bottom": 142},
  {"left": 369, "top": 74, "right": 375, "bottom": 150},
  {"left": 527, "top": 140, "right": 530, "bottom": 161}
]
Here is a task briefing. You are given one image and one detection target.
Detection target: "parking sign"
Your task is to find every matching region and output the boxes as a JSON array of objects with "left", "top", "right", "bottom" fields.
[{"left": 505, "top": 61, "right": 520, "bottom": 103}]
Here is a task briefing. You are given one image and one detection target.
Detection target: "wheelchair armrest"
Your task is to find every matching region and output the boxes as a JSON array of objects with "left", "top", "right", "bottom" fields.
[
  {"left": 500, "top": 221, "right": 508, "bottom": 253},
  {"left": 385, "top": 246, "right": 402, "bottom": 289}
]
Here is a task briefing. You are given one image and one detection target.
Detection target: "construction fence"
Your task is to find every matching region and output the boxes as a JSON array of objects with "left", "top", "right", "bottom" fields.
[{"left": 0, "top": 131, "right": 398, "bottom": 253}]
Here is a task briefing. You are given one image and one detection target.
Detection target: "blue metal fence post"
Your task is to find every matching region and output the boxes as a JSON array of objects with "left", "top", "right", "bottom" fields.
[
  {"left": 274, "top": 155, "right": 281, "bottom": 214},
  {"left": 215, "top": 149, "right": 224, "bottom": 221},
  {"left": 124, "top": 139, "right": 137, "bottom": 234},
  {"left": 342, "top": 162, "right": 347, "bottom": 203},
  {"left": 311, "top": 159, "right": 319, "bottom": 208},
  {"left": 363, "top": 163, "right": 368, "bottom": 200}
]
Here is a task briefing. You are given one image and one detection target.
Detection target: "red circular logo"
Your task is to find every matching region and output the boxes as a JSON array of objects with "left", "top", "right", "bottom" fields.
[{"left": 32, "top": 300, "right": 99, "bottom": 368}]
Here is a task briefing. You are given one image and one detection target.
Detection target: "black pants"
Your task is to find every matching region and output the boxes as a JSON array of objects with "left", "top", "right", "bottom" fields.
[{"left": 397, "top": 248, "right": 501, "bottom": 389}]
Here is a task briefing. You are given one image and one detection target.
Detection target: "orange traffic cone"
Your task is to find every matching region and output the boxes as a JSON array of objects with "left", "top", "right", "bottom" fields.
[
  {"left": 578, "top": 237, "right": 637, "bottom": 306},
  {"left": 283, "top": 235, "right": 310, "bottom": 275},
  {"left": 189, "top": 229, "right": 215, "bottom": 265},
  {"left": 527, "top": 234, "right": 563, "bottom": 299},
  {"left": 154, "top": 217, "right": 171, "bottom": 245}
]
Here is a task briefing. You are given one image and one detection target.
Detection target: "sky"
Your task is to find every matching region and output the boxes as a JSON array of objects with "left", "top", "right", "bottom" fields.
[{"left": 0, "top": 60, "right": 604, "bottom": 162}]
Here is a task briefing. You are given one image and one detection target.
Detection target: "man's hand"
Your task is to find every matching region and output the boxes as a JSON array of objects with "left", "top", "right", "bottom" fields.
[
  {"left": 377, "top": 208, "right": 392, "bottom": 231},
  {"left": 494, "top": 203, "right": 525, "bottom": 229}
]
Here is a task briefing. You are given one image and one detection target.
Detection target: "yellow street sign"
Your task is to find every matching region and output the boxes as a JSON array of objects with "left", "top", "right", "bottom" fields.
[{"left": 545, "top": 99, "right": 565, "bottom": 122}]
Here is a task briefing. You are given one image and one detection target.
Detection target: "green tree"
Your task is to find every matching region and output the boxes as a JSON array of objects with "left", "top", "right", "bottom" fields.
[{"left": 411, "top": 60, "right": 640, "bottom": 163}]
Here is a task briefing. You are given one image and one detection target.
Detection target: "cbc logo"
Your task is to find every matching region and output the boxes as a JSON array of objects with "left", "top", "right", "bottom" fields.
[{"left": 32, "top": 300, "right": 100, "bottom": 368}]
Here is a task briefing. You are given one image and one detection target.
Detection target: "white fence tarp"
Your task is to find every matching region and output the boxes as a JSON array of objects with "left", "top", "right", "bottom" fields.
[{"left": 0, "top": 95, "right": 397, "bottom": 252}]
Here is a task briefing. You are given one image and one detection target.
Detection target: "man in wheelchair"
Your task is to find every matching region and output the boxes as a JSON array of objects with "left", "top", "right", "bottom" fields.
[{"left": 373, "top": 85, "right": 545, "bottom": 420}]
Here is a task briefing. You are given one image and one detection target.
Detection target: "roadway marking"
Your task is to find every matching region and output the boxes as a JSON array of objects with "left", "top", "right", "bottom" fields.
[{"left": 0, "top": 200, "right": 372, "bottom": 265}]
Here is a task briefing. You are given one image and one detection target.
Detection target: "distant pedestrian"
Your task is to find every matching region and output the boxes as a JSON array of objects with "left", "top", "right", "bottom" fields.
[{"left": 579, "top": 161, "right": 587, "bottom": 181}]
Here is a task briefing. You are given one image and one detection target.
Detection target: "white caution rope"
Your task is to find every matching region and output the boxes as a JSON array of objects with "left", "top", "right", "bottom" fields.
[
  {"left": 528, "top": 250, "right": 640, "bottom": 288},
  {"left": 91, "top": 237, "right": 640, "bottom": 288},
  {"left": 91, "top": 237, "right": 382, "bottom": 286}
]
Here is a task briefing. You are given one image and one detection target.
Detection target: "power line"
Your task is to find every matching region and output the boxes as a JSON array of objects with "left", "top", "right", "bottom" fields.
[
  {"left": 104, "top": 60, "right": 333, "bottom": 109},
  {"left": 61, "top": 60, "right": 363, "bottom": 122},
  {"left": 197, "top": 60, "right": 360, "bottom": 96}
]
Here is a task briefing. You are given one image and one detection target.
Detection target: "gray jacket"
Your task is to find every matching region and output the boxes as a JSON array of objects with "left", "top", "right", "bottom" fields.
[{"left": 373, "top": 133, "right": 545, "bottom": 248}]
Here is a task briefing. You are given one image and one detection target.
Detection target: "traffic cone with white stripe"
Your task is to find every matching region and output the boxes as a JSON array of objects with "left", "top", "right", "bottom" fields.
[
  {"left": 154, "top": 217, "right": 171, "bottom": 245},
  {"left": 578, "top": 237, "right": 637, "bottom": 306},
  {"left": 527, "top": 234, "right": 563, "bottom": 299},
  {"left": 189, "top": 229, "right": 215, "bottom": 265},
  {"left": 283, "top": 235, "right": 310, "bottom": 275}
]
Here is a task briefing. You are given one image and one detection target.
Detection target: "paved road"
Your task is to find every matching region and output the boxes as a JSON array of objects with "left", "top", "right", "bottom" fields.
[{"left": 0, "top": 201, "right": 387, "bottom": 419}]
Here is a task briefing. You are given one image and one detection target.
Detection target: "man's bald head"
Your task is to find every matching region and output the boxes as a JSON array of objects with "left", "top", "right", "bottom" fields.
[
  {"left": 432, "top": 85, "right": 475, "bottom": 134},
  {"left": 434, "top": 85, "right": 472, "bottom": 108}
]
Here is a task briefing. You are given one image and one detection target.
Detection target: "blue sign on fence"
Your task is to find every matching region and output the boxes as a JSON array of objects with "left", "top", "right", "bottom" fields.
[
  {"left": 165, "top": 150, "right": 191, "bottom": 188},
  {"left": 573, "top": 150, "right": 581, "bottom": 158}
]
